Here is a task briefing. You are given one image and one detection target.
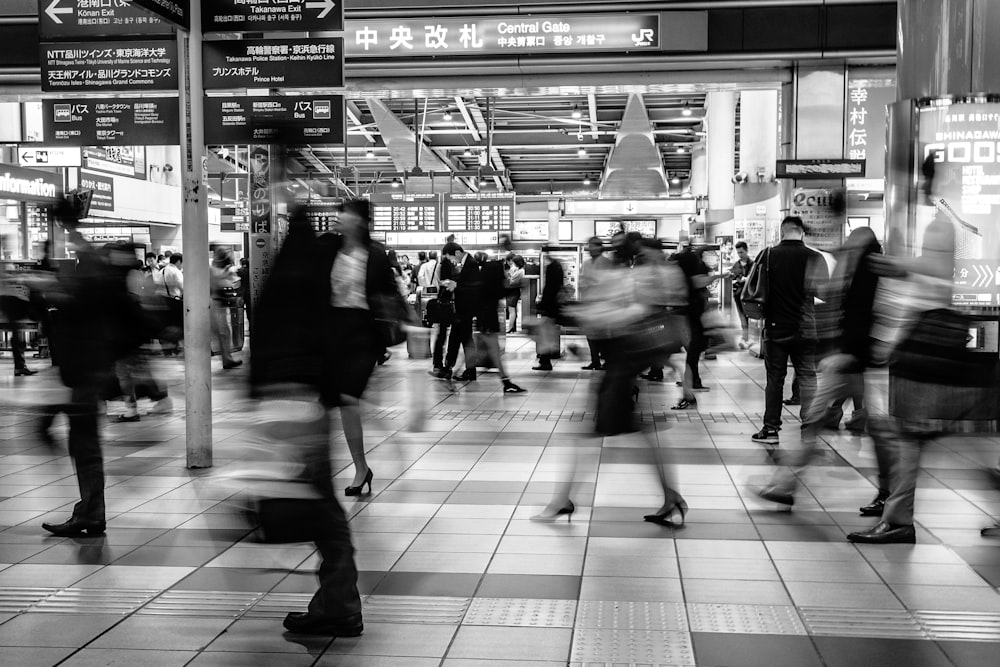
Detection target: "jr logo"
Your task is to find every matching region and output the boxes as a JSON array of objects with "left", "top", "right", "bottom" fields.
[{"left": 632, "top": 29, "right": 655, "bottom": 46}]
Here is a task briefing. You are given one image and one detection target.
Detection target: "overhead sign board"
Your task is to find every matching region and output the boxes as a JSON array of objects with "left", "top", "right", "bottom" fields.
[
  {"left": 371, "top": 194, "right": 440, "bottom": 233},
  {"left": 776, "top": 159, "right": 866, "bottom": 179},
  {"left": 84, "top": 147, "right": 147, "bottom": 180},
  {"left": 132, "top": 0, "right": 189, "bottom": 30},
  {"left": 345, "top": 13, "right": 664, "bottom": 57},
  {"left": 38, "top": 0, "right": 174, "bottom": 39},
  {"left": 18, "top": 146, "right": 82, "bottom": 168},
  {"left": 41, "top": 40, "right": 179, "bottom": 92},
  {"left": 78, "top": 170, "right": 115, "bottom": 212},
  {"left": 204, "top": 95, "right": 344, "bottom": 144},
  {"left": 443, "top": 193, "right": 514, "bottom": 232},
  {"left": 203, "top": 0, "right": 343, "bottom": 33},
  {"left": 0, "top": 165, "right": 62, "bottom": 203},
  {"left": 43, "top": 97, "right": 179, "bottom": 146},
  {"left": 203, "top": 37, "right": 343, "bottom": 89}
]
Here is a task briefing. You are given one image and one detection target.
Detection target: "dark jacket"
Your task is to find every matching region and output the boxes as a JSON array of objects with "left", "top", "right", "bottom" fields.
[
  {"left": 729, "top": 257, "right": 753, "bottom": 295},
  {"left": 539, "top": 259, "right": 565, "bottom": 318},
  {"left": 450, "top": 256, "right": 482, "bottom": 318},
  {"left": 764, "top": 239, "right": 827, "bottom": 339},
  {"left": 317, "top": 233, "right": 398, "bottom": 313}
]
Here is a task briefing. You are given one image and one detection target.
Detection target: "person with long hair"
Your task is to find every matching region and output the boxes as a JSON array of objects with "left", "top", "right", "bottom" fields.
[{"left": 320, "top": 200, "right": 401, "bottom": 496}]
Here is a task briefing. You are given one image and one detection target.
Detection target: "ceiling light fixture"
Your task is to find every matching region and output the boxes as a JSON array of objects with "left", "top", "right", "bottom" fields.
[
  {"left": 681, "top": 102, "right": 692, "bottom": 117},
  {"left": 443, "top": 110, "right": 453, "bottom": 121},
  {"left": 391, "top": 178, "right": 401, "bottom": 188},
  {"left": 571, "top": 105, "right": 582, "bottom": 120},
  {"left": 365, "top": 145, "right": 375, "bottom": 158},
  {"left": 463, "top": 147, "right": 473, "bottom": 157},
  {"left": 583, "top": 175, "right": 592, "bottom": 185},
  {"left": 671, "top": 176, "right": 681, "bottom": 184},
  {"left": 577, "top": 147, "right": 587, "bottom": 158},
  {"left": 676, "top": 147, "right": 685, "bottom": 154}
]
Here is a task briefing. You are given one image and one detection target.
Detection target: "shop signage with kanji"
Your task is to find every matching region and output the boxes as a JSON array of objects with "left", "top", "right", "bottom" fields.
[
  {"left": 203, "top": 0, "right": 343, "bottom": 33},
  {"left": 844, "top": 74, "right": 895, "bottom": 181},
  {"left": 345, "top": 14, "right": 663, "bottom": 57},
  {"left": 132, "top": 0, "right": 189, "bottom": 30},
  {"left": 38, "top": 0, "right": 174, "bottom": 39},
  {"left": 78, "top": 170, "right": 115, "bottom": 212},
  {"left": 203, "top": 37, "right": 343, "bottom": 89},
  {"left": 775, "top": 159, "right": 866, "bottom": 179},
  {"left": 204, "top": 95, "right": 344, "bottom": 144},
  {"left": 41, "top": 40, "right": 179, "bottom": 92},
  {"left": 43, "top": 97, "right": 179, "bottom": 146}
]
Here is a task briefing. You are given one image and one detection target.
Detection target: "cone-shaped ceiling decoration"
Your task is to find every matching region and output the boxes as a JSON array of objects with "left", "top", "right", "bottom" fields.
[
  {"left": 600, "top": 93, "right": 669, "bottom": 197},
  {"left": 366, "top": 97, "right": 460, "bottom": 194}
]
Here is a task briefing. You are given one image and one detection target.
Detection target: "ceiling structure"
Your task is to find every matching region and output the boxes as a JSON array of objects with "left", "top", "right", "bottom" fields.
[{"left": 284, "top": 91, "right": 710, "bottom": 199}]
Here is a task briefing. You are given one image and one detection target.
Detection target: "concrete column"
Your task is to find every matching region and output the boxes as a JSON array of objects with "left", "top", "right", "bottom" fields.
[
  {"left": 793, "top": 66, "right": 846, "bottom": 160},
  {"left": 739, "top": 91, "right": 778, "bottom": 183},
  {"left": 547, "top": 199, "right": 560, "bottom": 244},
  {"left": 705, "top": 91, "right": 736, "bottom": 218},
  {"left": 688, "top": 143, "right": 707, "bottom": 198}
]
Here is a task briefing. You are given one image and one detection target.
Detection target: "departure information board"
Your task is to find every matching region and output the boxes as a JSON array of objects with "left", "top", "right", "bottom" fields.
[
  {"left": 370, "top": 194, "right": 439, "bottom": 233},
  {"left": 444, "top": 194, "right": 514, "bottom": 232}
]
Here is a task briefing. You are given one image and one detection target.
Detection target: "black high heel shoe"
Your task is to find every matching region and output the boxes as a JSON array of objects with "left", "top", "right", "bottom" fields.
[
  {"left": 643, "top": 500, "right": 688, "bottom": 527},
  {"left": 530, "top": 500, "right": 575, "bottom": 523},
  {"left": 345, "top": 469, "right": 373, "bottom": 497}
]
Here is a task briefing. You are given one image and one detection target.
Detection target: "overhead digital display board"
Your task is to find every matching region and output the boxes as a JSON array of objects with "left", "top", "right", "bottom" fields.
[
  {"left": 203, "top": 0, "right": 343, "bottom": 33},
  {"left": 43, "top": 97, "right": 179, "bottom": 146},
  {"left": 38, "top": 0, "right": 174, "bottom": 39},
  {"left": 443, "top": 193, "right": 514, "bottom": 232},
  {"left": 203, "top": 37, "right": 344, "bottom": 89},
  {"left": 41, "top": 40, "right": 179, "bottom": 92},
  {"left": 204, "top": 95, "right": 344, "bottom": 145},
  {"left": 371, "top": 194, "right": 440, "bottom": 233},
  {"left": 345, "top": 13, "right": 685, "bottom": 57}
]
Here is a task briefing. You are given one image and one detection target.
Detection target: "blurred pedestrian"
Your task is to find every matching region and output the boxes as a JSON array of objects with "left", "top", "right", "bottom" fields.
[
  {"left": 533, "top": 255, "right": 564, "bottom": 371},
  {"left": 211, "top": 248, "right": 242, "bottom": 369},
  {"left": 580, "top": 236, "right": 612, "bottom": 369},
  {"left": 439, "top": 242, "right": 481, "bottom": 381},
  {"left": 250, "top": 205, "right": 363, "bottom": 638},
  {"left": 471, "top": 247, "right": 525, "bottom": 393}
]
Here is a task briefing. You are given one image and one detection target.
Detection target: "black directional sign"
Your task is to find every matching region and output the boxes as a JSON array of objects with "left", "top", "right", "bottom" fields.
[
  {"left": 203, "top": 37, "right": 343, "bottom": 89},
  {"left": 38, "top": 0, "right": 174, "bottom": 39},
  {"left": 41, "top": 40, "right": 179, "bottom": 92},
  {"left": 43, "top": 97, "right": 180, "bottom": 146},
  {"left": 203, "top": 0, "right": 343, "bottom": 33},
  {"left": 132, "top": 0, "right": 189, "bottom": 30},
  {"left": 78, "top": 171, "right": 115, "bottom": 212},
  {"left": 205, "top": 95, "right": 344, "bottom": 144}
]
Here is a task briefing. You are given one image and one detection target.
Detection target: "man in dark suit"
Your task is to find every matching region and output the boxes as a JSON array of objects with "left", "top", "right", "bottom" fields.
[{"left": 440, "top": 242, "right": 480, "bottom": 381}]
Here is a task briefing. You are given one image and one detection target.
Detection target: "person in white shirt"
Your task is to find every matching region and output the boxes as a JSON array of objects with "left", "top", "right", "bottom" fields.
[
  {"left": 162, "top": 254, "right": 183, "bottom": 297},
  {"left": 160, "top": 254, "right": 184, "bottom": 356},
  {"left": 417, "top": 250, "right": 440, "bottom": 289}
]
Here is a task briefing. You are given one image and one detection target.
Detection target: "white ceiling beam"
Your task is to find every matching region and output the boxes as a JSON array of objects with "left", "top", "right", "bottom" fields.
[
  {"left": 587, "top": 93, "right": 599, "bottom": 141},
  {"left": 346, "top": 101, "right": 375, "bottom": 143},
  {"left": 455, "top": 96, "right": 482, "bottom": 142}
]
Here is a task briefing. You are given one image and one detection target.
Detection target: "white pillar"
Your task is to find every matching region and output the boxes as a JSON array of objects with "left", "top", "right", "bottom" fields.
[
  {"left": 706, "top": 91, "right": 737, "bottom": 215},
  {"left": 689, "top": 143, "right": 707, "bottom": 198},
  {"left": 179, "top": 1, "right": 212, "bottom": 468},
  {"left": 739, "top": 90, "right": 778, "bottom": 182},
  {"left": 547, "top": 199, "right": 560, "bottom": 244}
]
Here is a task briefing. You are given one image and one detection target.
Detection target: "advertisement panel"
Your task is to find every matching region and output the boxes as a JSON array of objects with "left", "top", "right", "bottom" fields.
[
  {"left": 917, "top": 101, "right": 1000, "bottom": 305},
  {"left": 791, "top": 188, "right": 846, "bottom": 251}
]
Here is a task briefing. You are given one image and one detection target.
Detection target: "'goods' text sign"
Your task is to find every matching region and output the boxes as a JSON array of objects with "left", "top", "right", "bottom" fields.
[
  {"left": 38, "top": 0, "right": 174, "bottom": 39},
  {"left": 41, "top": 40, "right": 179, "bottom": 92},
  {"left": 43, "top": 97, "right": 180, "bottom": 146},
  {"left": 203, "top": 37, "right": 343, "bottom": 89},
  {"left": 203, "top": 0, "right": 343, "bottom": 33},
  {"left": 205, "top": 95, "right": 344, "bottom": 144}
]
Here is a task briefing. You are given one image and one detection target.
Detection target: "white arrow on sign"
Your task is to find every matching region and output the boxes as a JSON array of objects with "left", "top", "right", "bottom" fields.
[
  {"left": 44, "top": 0, "right": 73, "bottom": 24},
  {"left": 306, "top": 0, "right": 336, "bottom": 20}
]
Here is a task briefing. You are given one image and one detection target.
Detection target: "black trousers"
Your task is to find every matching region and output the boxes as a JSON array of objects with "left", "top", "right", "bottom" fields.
[
  {"left": 446, "top": 316, "right": 474, "bottom": 370},
  {"left": 432, "top": 321, "right": 450, "bottom": 368},
  {"left": 762, "top": 334, "right": 816, "bottom": 429},
  {"left": 67, "top": 376, "right": 106, "bottom": 523}
]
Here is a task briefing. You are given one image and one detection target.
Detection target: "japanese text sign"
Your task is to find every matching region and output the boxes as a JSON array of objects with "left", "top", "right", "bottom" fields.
[
  {"left": 204, "top": 95, "right": 344, "bottom": 145},
  {"left": 844, "top": 75, "right": 895, "bottom": 181},
  {"left": 132, "top": 0, "right": 189, "bottom": 30},
  {"left": 203, "top": 37, "right": 343, "bottom": 89},
  {"left": 345, "top": 14, "right": 662, "bottom": 57},
  {"left": 38, "top": 0, "right": 174, "bottom": 39},
  {"left": 41, "top": 40, "right": 179, "bottom": 92},
  {"left": 203, "top": 0, "right": 342, "bottom": 33},
  {"left": 43, "top": 97, "right": 179, "bottom": 146}
]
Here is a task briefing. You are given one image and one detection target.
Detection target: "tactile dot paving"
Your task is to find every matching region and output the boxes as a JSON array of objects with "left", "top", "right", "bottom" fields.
[
  {"left": 0, "top": 588, "right": 59, "bottom": 613},
  {"left": 798, "top": 607, "right": 928, "bottom": 639},
  {"left": 35, "top": 588, "right": 157, "bottom": 615},
  {"left": 914, "top": 611, "right": 1000, "bottom": 641},
  {"left": 575, "top": 601, "right": 687, "bottom": 631},
  {"left": 571, "top": 628, "right": 696, "bottom": 665},
  {"left": 363, "top": 595, "right": 469, "bottom": 624},
  {"left": 244, "top": 592, "right": 314, "bottom": 618},
  {"left": 137, "top": 590, "right": 262, "bottom": 617},
  {"left": 686, "top": 603, "right": 806, "bottom": 635},
  {"left": 464, "top": 597, "right": 576, "bottom": 627}
]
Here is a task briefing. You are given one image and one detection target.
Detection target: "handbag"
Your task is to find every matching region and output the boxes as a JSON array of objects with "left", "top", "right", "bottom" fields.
[
  {"left": 617, "top": 309, "right": 687, "bottom": 363},
  {"left": 740, "top": 248, "right": 770, "bottom": 320},
  {"left": 425, "top": 297, "right": 455, "bottom": 325}
]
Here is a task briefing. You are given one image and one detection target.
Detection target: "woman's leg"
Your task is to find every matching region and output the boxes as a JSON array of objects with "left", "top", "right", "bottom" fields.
[{"left": 339, "top": 394, "right": 370, "bottom": 488}]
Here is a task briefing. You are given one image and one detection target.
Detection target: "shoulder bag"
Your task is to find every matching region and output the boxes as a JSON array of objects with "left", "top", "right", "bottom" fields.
[{"left": 740, "top": 248, "right": 770, "bottom": 320}]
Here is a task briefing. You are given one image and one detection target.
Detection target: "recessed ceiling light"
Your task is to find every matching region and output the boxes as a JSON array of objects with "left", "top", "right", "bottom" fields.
[
  {"left": 676, "top": 147, "right": 685, "bottom": 154},
  {"left": 443, "top": 110, "right": 453, "bottom": 121},
  {"left": 577, "top": 147, "right": 587, "bottom": 157},
  {"left": 366, "top": 146, "right": 375, "bottom": 158},
  {"left": 463, "top": 147, "right": 472, "bottom": 157},
  {"left": 583, "top": 175, "right": 591, "bottom": 185},
  {"left": 671, "top": 176, "right": 681, "bottom": 184},
  {"left": 571, "top": 105, "right": 582, "bottom": 119},
  {"left": 391, "top": 178, "right": 401, "bottom": 188},
  {"left": 681, "top": 102, "right": 692, "bottom": 117}
]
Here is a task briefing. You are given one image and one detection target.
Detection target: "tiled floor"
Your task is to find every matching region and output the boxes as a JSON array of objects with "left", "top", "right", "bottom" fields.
[{"left": 1, "top": 334, "right": 1000, "bottom": 666}]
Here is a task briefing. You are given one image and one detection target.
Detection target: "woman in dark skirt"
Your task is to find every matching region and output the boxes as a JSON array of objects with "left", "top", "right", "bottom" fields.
[
  {"left": 317, "top": 200, "right": 402, "bottom": 496},
  {"left": 530, "top": 234, "right": 689, "bottom": 526}
]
